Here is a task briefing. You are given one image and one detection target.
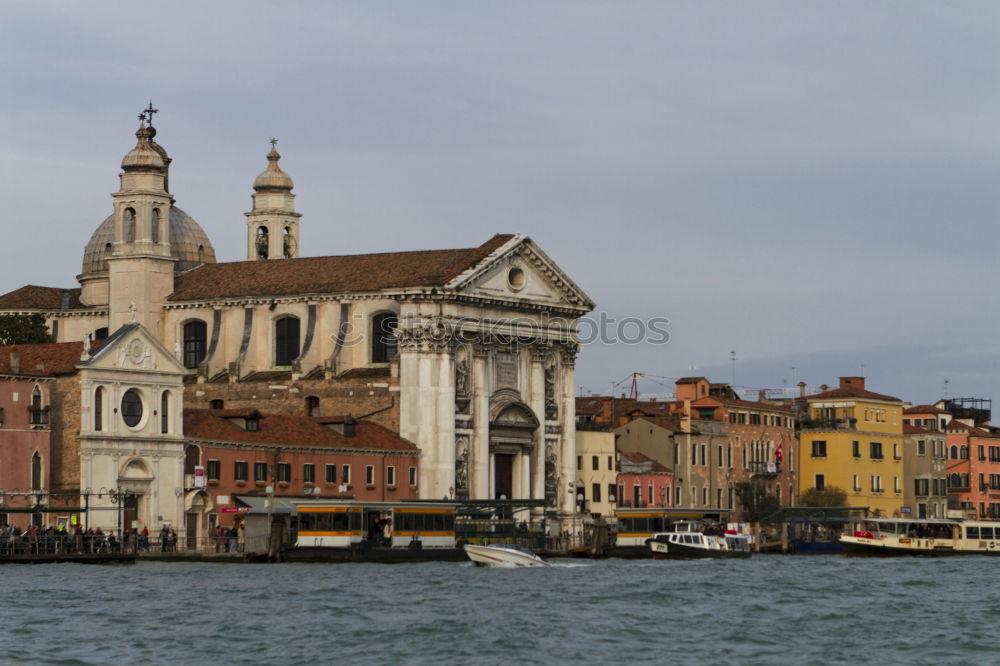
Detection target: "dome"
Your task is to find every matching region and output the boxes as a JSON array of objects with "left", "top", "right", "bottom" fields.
[
  {"left": 121, "top": 124, "right": 165, "bottom": 171},
  {"left": 80, "top": 206, "right": 217, "bottom": 275},
  {"left": 253, "top": 146, "right": 294, "bottom": 191}
]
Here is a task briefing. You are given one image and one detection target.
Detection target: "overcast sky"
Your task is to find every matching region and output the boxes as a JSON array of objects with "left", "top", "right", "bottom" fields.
[{"left": 1, "top": 2, "right": 998, "bottom": 406}]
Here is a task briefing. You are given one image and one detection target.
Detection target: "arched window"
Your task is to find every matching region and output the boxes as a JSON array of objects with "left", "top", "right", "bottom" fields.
[
  {"left": 961, "top": 446, "right": 969, "bottom": 460},
  {"left": 962, "top": 473, "right": 969, "bottom": 488},
  {"left": 121, "top": 389, "right": 143, "bottom": 428},
  {"left": 305, "top": 396, "right": 320, "bottom": 417},
  {"left": 161, "top": 391, "right": 170, "bottom": 434},
  {"left": 124, "top": 207, "right": 136, "bottom": 243},
  {"left": 256, "top": 226, "right": 269, "bottom": 259},
  {"left": 950, "top": 445, "right": 958, "bottom": 460},
  {"left": 371, "top": 312, "right": 398, "bottom": 363},
  {"left": 94, "top": 387, "right": 104, "bottom": 431},
  {"left": 151, "top": 208, "right": 160, "bottom": 244},
  {"left": 31, "top": 452, "right": 42, "bottom": 489},
  {"left": 183, "top": 320, "right": 208, "bottom": 369},
  {"left": 184, "top": 445, "right": 200, "bottom": 475},
  {"left": 283, "top": 226, "right": 293, "bottom": 258},
  {"left": 275, "top": 316, "right": 300, "bottom": 366},
  {"left": 29, "top": 386, "right": 44, "bottom": 425}
]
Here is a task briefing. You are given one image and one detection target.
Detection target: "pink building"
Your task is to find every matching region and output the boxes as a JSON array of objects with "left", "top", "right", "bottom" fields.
[{"left": 617, "top": 451, "right": 674, "bottom": 509}]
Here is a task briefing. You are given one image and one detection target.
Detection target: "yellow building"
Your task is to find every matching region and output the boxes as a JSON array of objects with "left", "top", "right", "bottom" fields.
[
  {"left": 798, "top": 377, "right": 904, "bottom": 516},
  {"left": 575, "top": 430, "right": 618, "bottom": 517}
]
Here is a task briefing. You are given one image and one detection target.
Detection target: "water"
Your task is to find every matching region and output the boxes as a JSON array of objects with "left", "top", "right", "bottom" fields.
[{"left": 0, "top": 555, "right": 993, "bottom": 665}]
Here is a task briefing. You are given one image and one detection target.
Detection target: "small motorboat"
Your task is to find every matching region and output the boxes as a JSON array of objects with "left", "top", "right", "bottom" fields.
[{"left": 463, "top": 543, "right": 550, "bottom": 567}]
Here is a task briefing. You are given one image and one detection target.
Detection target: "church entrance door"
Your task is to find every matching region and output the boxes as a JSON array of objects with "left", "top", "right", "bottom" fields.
[{"left": 495, "top": 454, "right": 514, "bottom": 499}]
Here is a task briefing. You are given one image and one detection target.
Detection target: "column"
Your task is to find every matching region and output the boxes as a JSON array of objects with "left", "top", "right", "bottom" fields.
[
  {"left": 558, "top": 344, "right": 578, "bottom": 520},
  {"left": 472, "top": 345, "right": 490, "bottom": 499},
  {"left": 435, "top": 347, "right": 456, "bottom": 499},
  {"left": 529, "top": 347, "right": 547, "bottom": 504}
]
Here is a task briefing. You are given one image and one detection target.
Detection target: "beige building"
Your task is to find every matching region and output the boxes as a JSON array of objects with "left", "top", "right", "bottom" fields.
[
  {"left": 902, "top": 423, "right": 948, "bottom": 519},
  {"left": 574, "top": 430, "right": 617, "bottom": 517},
  {"left": 0, "top": 114, "right": 594, "bottom": 531}
]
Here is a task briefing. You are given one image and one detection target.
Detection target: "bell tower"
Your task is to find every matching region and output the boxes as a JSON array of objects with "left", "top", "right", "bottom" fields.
[
  {"left": 106, "top": 104, "right": 177, "bottom": 332},
  {"left": 246, "top": 139, "right": 300, "bottom": 261}
]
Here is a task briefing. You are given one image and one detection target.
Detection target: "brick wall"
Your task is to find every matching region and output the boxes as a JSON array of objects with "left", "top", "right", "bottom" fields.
[{"left": 184, "top": 376, "right": 400, "bottom": 431}]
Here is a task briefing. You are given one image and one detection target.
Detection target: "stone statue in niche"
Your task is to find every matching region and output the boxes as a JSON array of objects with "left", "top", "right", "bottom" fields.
[
  {"left": 455, "top": 346, "right": 471, "bottom": 414},
  {"left": 455, "top": 437, "right": 469, "bottom": 497},
  {"left": 544, "top": 445, "right": 558, "bottom": 505},
  {"left": 544, "top": 361, "right": 558, "bottom": 421}
]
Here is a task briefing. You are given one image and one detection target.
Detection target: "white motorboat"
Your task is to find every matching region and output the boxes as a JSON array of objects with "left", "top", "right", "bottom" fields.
[{"left": 463, "top": 543, "right": 550, "bottom": 567}]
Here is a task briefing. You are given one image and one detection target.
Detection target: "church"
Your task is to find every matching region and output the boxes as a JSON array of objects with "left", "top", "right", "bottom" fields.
[{"left": 0, "top": 109, "right": 594, "bottom": 534}]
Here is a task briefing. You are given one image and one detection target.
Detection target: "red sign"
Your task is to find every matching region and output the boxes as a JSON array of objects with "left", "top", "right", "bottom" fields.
[{"left": 221, "top": 507, "right": 249, "bottom": 514}]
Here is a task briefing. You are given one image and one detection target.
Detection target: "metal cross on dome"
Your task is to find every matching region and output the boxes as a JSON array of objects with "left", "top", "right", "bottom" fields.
[
  {"left": 139, "top": 102, "right": 159, "bottom": 125},
  {"left": 269, "top": 137, "right": 278, "bottom": 147}
]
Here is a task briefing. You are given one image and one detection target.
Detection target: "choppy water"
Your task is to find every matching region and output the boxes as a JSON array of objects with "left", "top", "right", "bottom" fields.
[{"left": 0, "top": 555, "right": 994, "bottom": 665}]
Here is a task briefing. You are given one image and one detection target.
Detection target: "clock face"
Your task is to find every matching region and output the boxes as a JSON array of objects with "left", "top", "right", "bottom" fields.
[{"left": 127, "top": 339, "right": 145, "bottom": 364}]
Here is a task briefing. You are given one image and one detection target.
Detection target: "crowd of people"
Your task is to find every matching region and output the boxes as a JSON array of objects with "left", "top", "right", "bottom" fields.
[{"left": 0, "top": 524, "right": 180, "bottom": 556}]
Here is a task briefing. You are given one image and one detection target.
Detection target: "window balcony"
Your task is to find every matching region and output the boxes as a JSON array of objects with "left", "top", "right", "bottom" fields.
[
  {"left": 749, "top": 461, "right": 781, "bottom": 477},
  {"left": 800, "top": 418, "right": 857, "bottom": 431}
]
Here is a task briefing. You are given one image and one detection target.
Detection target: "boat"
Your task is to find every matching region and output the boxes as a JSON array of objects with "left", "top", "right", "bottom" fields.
[
  {"left": 840, "top": 517, "right": 1000, "bottom": 556},
  {"left": 282, "top": 500, "right": 467, "bottom": 563},
  {"left": 645, "top": 521, "right": 752, "bottom": 559},
  {"left": 608, "top": 507, "right": 733, "bottom": 558},
  {"left": 463, "top": 543, "right": 550, "bottom": 567}
]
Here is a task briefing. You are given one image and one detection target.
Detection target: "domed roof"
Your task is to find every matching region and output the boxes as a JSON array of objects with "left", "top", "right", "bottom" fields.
[
  {"left": 81, "top": 206, "right": 216, "bottom": 275},
  {"left": 121, "top": 124, "right": 166, "bottom": 171},
  {"left": 253, "top": 146, "right": 294, "bottom": 191}
]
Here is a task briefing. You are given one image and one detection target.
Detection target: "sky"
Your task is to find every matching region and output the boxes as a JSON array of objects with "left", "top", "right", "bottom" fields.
[{"left": 1, "top": 2, "right": 998, "bottom": 407}]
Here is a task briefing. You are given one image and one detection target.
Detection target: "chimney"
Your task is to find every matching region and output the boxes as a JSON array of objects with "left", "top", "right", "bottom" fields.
[
  {"left": 820, "top": 384, "right": 829, "bottom": 392},
  {"left": 9, "top": 352, "right": 20, "bottom": 374},
  {"left": 798, "top": 381, "right": 807, "bottom": 398},
  {"left": 840, "top": 376, "right": 865, "bottom": 390}
]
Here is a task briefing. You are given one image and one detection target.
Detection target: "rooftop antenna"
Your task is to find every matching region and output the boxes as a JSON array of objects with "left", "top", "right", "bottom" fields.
[
  {"left": 944, "top": 378, "right": 950, "bottom": 399},
  {"left": 860, "top": 363, "right": 865, "bottom": 376},
  {"left": 730, "top": 349, "right": 736, "bottom": 385}
]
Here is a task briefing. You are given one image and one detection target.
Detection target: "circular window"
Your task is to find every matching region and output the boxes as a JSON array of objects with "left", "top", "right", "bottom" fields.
[
  {"left": 121, "top": 389, "right": 143, "bottom": 428},
  {"left": 507, "top": 267, "right": 526, "bottom": 291}
]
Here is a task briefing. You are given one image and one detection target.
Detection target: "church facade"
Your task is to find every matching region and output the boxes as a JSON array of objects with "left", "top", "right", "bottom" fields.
[{"left": 0, "top": 113, "right": 594, "bottom": 528}]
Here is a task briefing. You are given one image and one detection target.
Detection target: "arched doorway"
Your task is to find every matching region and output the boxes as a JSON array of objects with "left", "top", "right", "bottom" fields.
[
  {"left": 185, "top": 490, "right": 212, "bottom": 551},
  {"left": 118, "top": 459, "right": 153, "bottom": 534},
  {"left": 489, "top": 399, "right": 540, "bottom": 500}
]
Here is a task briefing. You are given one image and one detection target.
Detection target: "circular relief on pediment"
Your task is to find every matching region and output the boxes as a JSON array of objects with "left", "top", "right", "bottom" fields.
[{"left": 127, "top": 339, "right": 146, "bottom": 364}]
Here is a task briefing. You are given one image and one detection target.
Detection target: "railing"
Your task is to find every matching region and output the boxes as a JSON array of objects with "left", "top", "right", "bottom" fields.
[
  {"left": 0, "top": 533, "right": 272, "bottom": 557},
  {"left": 800, "top": 418, "right": 857, "bottom": 431},
  {"left": 749, "top": 461, "right": 781, "bottom": 475}
]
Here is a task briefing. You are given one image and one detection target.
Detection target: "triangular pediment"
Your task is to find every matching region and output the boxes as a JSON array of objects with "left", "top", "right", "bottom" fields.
[
  {"left": 78, "top": 323, "right": 186, "bottom": 374},
  {"left": 445, "top": 236, "right": 594, "bottom": 312}
]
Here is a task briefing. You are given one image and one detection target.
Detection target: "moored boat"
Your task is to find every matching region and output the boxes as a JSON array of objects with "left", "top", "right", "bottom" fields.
[
  {"left": 463, "top": 543, "right": 550, "bottom": 567},
  {"left": 840, "top": 518, "right": 1000, "bottom": 556},
  {"left": 645, "top": 521, "right": 752, "bottom": 559}
]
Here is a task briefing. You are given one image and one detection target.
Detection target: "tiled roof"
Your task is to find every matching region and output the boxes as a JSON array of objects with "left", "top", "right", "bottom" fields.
[
  {"left": 903, "top": 423, "right": 931, "bottom": 435},
  {"left": 808, "top": 385, "right": 901, "bottom": 403},
  {"left": 691, "top": 396, "right": 792, "bottom": 413},
  {"left": 168, "top": 234, "right": 515, "bottom": 301},
  {"left": 675, "top": 377, "right": 707, "bottom": 384},
  {"left": 183, "top": 408, "right": 418, "bottom": 452},
  {"left": 0, "top": 285, "right": 84, "bottom": 310},
  {"left": 620, "top": 451, "right": 672, "bottom": 473},
  {"left": 0, "top": 341, "right": 83, "bottom": 376},
  {"left": 904, "top": 405, "right": 950, "bottom": 415}
]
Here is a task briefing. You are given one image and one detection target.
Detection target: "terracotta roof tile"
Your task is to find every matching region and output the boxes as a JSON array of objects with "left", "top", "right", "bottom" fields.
[
  {"left": 903, "top": 423, "right": 931, "bottom": 435},
  {"left": 904, "top": 405, "right": 951, "bottom": 415},
  {"left": 0, "top": 341, "right": 83, "bottom": 376},
  {"left": 0, "top": 285, "right": 84, "bottom": 310},
  {"left": 808, "top": 386, "right": 901, "bottom": 403},
  {"left": 168, "top": 234, "right": 515, "bottom": 301},
  {"left": 620, "top": 451, "right": 671, "bottom": 473},
  {"left": 183, "top": 408, "right": 417, "bottom": 452}
]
